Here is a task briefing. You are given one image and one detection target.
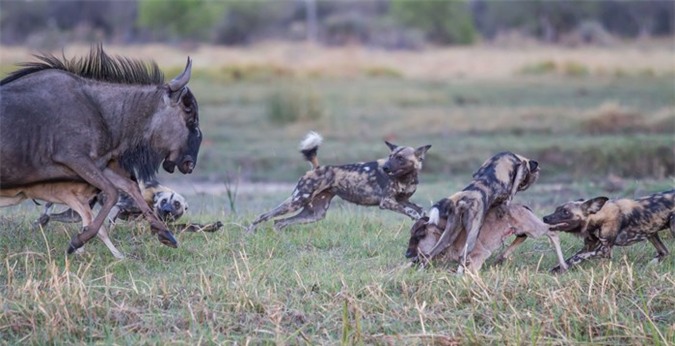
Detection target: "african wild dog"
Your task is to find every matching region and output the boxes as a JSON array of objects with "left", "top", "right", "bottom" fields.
[
  {"left": 543, "top": 189, "right": 675, "bottom": 272},
  {"left": 407, "top": 203, "right": 567, "bottom": 272},
  {"left": 425, "top": 152, "right": 540, "bottom": 273},
  {"left": 246, "top": 132, "right": 431, "bottom": 233}
]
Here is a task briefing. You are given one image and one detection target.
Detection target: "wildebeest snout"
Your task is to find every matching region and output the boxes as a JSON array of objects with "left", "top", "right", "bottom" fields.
[
  {"left": 179, "top": 155, "right": 195, "bottom": 174},
  {"left": 405, "top": 248, "right": 417, "bottom": 259}
]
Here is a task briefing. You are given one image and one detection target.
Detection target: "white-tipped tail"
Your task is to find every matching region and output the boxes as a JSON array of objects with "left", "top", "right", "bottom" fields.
[
  {"left": 428, "top": 207, "right": 440, "bottom": 225},
  {"left": 299, "top": 131, "right": 323, "bottom": 151}
]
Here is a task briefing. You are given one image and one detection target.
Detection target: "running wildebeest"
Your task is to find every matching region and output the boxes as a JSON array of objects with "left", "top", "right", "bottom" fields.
[{"left": 0, "top": 45, "right": 202, "bottom": 254}]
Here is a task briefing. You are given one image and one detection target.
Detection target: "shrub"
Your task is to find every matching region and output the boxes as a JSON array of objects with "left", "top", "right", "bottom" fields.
[{"left": 266, "top": 85, "right": 325, "bottom": 125}]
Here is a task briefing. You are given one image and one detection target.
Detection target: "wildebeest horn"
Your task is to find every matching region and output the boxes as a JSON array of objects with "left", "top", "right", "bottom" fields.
[{"left": 168, "top": 57, "right": 192, "bottom": 92}]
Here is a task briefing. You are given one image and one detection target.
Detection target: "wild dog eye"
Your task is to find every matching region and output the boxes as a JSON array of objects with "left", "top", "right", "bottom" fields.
[
  {"left": 562, "top": 210, "right": 570, "bottom": 216},
  {"left": 161, "top": 199, "right": 167, "bottom": 205},
  {"left": 174, "top": 201, "right": 181, "bottom": 208}
]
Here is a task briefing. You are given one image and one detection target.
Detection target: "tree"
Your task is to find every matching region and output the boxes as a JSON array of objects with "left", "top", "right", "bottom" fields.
[
  {"left": 137, "top": 0, "right": 227, "bottom": 41},
  {"left": 390, "top": 0, "right": 476, "bottom": 45}
]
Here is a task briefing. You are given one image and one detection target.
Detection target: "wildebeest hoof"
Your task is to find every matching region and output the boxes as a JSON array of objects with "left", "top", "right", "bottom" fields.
[
  {"left": 67, "top": 234, "right": 85, "bottom": 254},
  {"left": 157, "top": 230, "right": 178, "bottom": 248}
]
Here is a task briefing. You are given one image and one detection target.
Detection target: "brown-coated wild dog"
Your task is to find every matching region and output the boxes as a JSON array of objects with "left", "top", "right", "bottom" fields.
[
  {"left": 246, "top": 132, "right": 431, "bottom": 233},
  {"left": 425, "top": 152, "right": 540, "bottom": 273},
  {"left": 407, "top": 204, "right": 567, "bottom": 272},
  {"left": 543, "top": 189, "right": 675, "bottom": 272}
]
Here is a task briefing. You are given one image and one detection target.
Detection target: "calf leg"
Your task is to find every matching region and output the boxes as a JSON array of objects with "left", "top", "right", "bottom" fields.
[
  {"left": 457, "top": 204, "right": 485, "bottom": 272},
  {"left": 494, "top": 235, "right": 527, "bottom": 265},
  {"left": 546, "top": 232, "right": 568, "bottom": 272},
  {"left": 273, "top": 191, "right": 335, "bottom": 231},
  {"left": 646, "top": 233, "right": 669, "bottom": 264}
]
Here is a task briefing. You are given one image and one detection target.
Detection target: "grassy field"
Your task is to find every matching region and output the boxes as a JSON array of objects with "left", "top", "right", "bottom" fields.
[{"left": 1, "top": 43, "right": 674, "bottom": 344}]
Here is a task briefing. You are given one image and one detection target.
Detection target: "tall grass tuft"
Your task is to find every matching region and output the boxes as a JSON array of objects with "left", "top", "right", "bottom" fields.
[{"left": 266, "top": 84, "right": 325, "bottom": 125}]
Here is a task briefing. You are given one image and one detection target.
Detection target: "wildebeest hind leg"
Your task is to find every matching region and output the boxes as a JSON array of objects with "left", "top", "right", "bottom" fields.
[
  {"left": 103, "top": 167, "right": 176, "bottom": 248},
  {"left": 274, "top": 191, "right": 335, "bottom": 231}
]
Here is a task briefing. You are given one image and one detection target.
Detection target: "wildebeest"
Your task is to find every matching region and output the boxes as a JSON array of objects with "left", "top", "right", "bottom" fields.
[
  {"left": 424, "top": 152, "right": 540, "bottom": 273},
  {"left": 246, "top": 131, "right": 431, "bottom": 233},
  {"left": 543, "top": 190, "right": 675, "bottom": 272},
  {"left": 406, "top": 204, "right": 568, "bottom": 273},
  {"left": 0, "top": 45, "right": 202, "bottom": 254}
]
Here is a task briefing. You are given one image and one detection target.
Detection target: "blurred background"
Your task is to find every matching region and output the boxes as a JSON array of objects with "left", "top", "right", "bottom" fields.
[{"left": 1, "top": 0, "right": 673, "bottom": 204}]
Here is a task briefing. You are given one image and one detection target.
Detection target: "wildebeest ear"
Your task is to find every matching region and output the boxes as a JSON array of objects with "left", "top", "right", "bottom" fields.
[
  {"left": 168, "top": 57, "right": 192, "bottom": 92},
  {"left": 582, "top": 196, "right": 609, "bottom": 215},
  {"left": 384, "top": 141, "right": 398, "bottom": 151},
  {"left": 415, "top": 144, "right": 432, "bottom": 159}
]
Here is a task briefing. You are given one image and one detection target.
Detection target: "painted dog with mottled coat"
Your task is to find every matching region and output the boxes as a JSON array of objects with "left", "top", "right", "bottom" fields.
[
  {"left": 246, "top": 132, "right": 431, "bottom": 233},
  {"left": 406, "top": 203, "right": 568, "bottom": 272},
  {"left": 543, "top": 189, "right": 675, "bottom": 272},
  {"left": 425, "top": 152, "right": 540, "bottom": 273}
]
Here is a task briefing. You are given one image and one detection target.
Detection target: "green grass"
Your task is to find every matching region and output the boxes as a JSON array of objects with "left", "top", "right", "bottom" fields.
[
  {"left": 1, "top": 69, "right": 674, "bottom": 344},
  {"left": 1, "top": 181, "right": 674, "bottom": 344}
]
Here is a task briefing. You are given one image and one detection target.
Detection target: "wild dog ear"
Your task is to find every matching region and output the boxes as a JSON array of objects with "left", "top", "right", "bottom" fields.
[
  {"left": 528, "top": 160, "right": 539, "bottom": 172},
  {"left": 384, "top": 141, "right": 398, "bottom": 151},
  {"left": 414, "top": 145, "right": 432, "bottom": 159},
  {"left": 582, "top": 197, "right": 609, "bottom": 215}
]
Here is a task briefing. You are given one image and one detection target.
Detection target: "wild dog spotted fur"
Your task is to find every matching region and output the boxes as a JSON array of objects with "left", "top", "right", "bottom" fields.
[
  {"left": 425, "top": 152, "right": 540, "bottom": 273},
  {"left": 543, "top": 189, "right": 675, "bottom": 272},
  {"left": 246, "top": 132, "right": 431, "bottom": 233},
  {"left": 406, "top": 203, "right": 567, "bottom": 272}
]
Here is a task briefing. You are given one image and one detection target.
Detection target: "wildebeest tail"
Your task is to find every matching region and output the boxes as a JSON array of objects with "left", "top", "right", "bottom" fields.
[{"left": 299, "top": 131, "right": 323, "bottom": 169}]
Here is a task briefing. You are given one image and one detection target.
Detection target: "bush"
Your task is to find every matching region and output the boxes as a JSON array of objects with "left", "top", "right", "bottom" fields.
[
  {"left": 390, "top": 0, "right": 476, "bottom": 45},
  {"left": 266, "top": 85, "right": 325, "bottom": 125}
]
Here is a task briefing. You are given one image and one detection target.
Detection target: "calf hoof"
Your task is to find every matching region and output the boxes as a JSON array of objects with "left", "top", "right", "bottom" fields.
[
  {"left": 32, "top": 215, "right": 50, "bottom": 229},
  {"left": 157, "top": 230, "right": 178, "bottom": 248},
  {"left": 549, "top": 265, "right": 567, "bottom": 274},
  {"left": 67, "top": 235, "right": 85, "bottom": 254}
]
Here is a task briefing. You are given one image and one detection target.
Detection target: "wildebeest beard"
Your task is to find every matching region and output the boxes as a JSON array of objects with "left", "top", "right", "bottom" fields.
[{"left": 119, "top": 141, "right": 164, "bottom": 182}]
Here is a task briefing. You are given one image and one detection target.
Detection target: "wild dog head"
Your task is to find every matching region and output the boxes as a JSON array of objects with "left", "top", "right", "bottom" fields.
[
  {"left": 513, "top": 154, "right": 540, "bottom": 192},
  {"left": 381, "top": 141, "right": 432, "bottom": 179},
  {"left": 543, "top": 197, "right": 608, "bottom": 233},
  {"left": 405, "top": 216, "right": 445, "bottom": 263},
  {"left": 152, "top": 190, "right": 188, "bottom": 222}
]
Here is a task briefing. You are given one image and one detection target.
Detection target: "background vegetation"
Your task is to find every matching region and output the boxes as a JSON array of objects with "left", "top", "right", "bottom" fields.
[{"left": 0, "top": 0, "right": 674, "bottom": 344}]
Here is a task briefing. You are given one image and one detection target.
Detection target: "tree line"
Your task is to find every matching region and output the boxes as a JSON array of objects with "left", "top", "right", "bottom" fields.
[{"left": 1, "top": 0, "right": 672, "bottom": 48}]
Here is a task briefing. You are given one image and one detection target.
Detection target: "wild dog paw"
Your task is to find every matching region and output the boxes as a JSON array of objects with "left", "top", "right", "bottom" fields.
[{"left": 549, "top": 265, "right": 567, "bottom": 274}]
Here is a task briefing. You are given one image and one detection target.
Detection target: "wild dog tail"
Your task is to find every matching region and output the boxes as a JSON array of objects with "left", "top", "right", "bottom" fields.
[
  {"left": 428, "top": 198, "right": 451, "bottom": 225},
  {"left": 299, "top": 131, "right": 323, "bottom": 169}
]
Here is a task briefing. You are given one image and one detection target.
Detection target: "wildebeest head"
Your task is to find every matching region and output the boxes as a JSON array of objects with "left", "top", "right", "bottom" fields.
[
  {"left": 152, "top": 190, "right": 188, "bottom": 222},
  {"left": 154, "top": 58, "right": 202, "bottom": 175},
  {"left": 405, "top": 216, "right": 445, "bottom": 263},
  {"left": 543, "top": 197, "right": 608, "bottom": 233},
  {"left": 381, "top": 141, "right": 431, "bottom": 178}
]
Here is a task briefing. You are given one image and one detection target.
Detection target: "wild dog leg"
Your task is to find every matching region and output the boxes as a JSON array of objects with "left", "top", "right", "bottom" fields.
[
  {"left": 247, "top": 187, "right": 315, "bottom": 233},
  {"left": 552, "top": 237, "right": 608, "bottom": 272},
  {"left": 646, "top": 233, "right": 669, "bottom": 264},
  {"left": 273, "top": 191, "right": 335, "bottom": 231},
  {"left": 379, "top": 197, "right": 422, "bottom": 220},
  {"left": 457, "top": 200, "right": 485, "bottom": 272}
]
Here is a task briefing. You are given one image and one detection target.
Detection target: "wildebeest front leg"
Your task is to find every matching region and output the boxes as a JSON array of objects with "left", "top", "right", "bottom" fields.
[
  {"left": 646, "top": 233, "right": 669, "bottom": 264},
  {"left": 379, "top": 197, "right": 422, "bottom": 220},
  {"left": 274, "top": 191, "right": 335, "bottom": 231},
  {"left": 546, "top": 232, "right": 568, "bottom": 272},
  {"left": 103, "top": 168, "right": 177, "bottom": 248},
  {"left": 54, "top": 159, "right": 119, "bottom": 254}
]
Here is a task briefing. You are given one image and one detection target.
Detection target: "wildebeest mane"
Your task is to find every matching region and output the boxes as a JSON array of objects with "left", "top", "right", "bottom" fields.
[{"left": 1, "top": 44, "right": 164, "bottom": 86}]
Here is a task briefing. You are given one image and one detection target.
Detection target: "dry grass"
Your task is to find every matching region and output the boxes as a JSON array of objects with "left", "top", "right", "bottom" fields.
[{"left": 1, "top": 41, "right": 674, "bottom": 79}]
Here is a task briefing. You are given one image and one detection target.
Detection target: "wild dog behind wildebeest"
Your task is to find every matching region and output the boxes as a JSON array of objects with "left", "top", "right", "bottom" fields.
[
  {"left": 246, "top": 132, "right": 431, "bottom": 233},
  {"left": 406, "top": 204, "right": 567, "bottom": 272},
  {"left": 543, "top": 189, "right": 675, "bottom": 272},
  {"left": 425, "top": 152, "right": 540, "bottom": 273},
  {"left": 0, "top": 44, "right": 202, "bottom": 254}
]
